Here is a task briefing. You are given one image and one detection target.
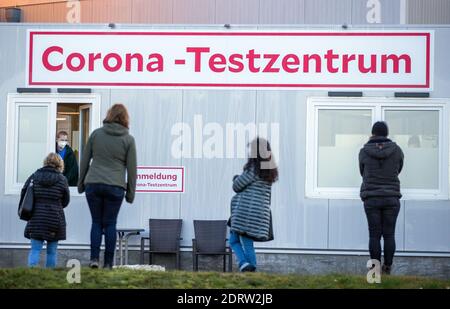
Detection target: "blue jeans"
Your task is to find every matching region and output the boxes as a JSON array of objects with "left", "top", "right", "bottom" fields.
[
  {"left": 86, "top": 183, "right": 124, "bottom": 266},
  {"left": 229, "top": 231, "right": 256, "bottom": 270},
  {"left": 28, "top": 239, "right": 58, "bottom": 268}
]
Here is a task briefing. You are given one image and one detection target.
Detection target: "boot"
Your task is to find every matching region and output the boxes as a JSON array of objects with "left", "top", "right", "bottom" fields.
[{"left": 382, "top": 264, "right": 391, "bottom": 275}]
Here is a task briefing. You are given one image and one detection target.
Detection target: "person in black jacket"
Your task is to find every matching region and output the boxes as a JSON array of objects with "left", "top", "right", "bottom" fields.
[
  {"left": 20, "top": 153, "right": 70, "bottom": 268},
  {"left": 56, "top": 131, "right": 79, "bottom": 186},
  {"left": 359, "top": 121, "right": 404, "bottom": 275}
]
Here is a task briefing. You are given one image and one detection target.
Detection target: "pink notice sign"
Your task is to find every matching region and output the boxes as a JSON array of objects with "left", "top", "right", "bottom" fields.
[{"left": 136, "top": 166, "right": 184, "bottom": 193}]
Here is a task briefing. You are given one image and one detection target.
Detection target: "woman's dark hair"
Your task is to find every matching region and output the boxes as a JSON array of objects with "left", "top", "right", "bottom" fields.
[
  {"left": 103, "top": 103, "right": 130, "bottom": 129},
  {"left": 243, "top": 137, "right": 279, "bottom": 183}
]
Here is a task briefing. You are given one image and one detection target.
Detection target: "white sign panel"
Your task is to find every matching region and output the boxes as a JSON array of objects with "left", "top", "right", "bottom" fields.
[
  {"left": 27, "top": 30, "right": 433, "bottom": 90},
  {"left": 136, "top": 166, "right": 184, "bottom": 193}
]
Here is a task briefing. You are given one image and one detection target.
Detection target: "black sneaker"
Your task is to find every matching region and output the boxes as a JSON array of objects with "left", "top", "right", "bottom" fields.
[
  {"left": 89, "top": 259, "right": 99, "bottom": 269},
  {"left": 382, "top": 264, "right": 392, "bottom": 275},
  {"left": 103, "top": 263, "right": 113, "bottom": 269}
]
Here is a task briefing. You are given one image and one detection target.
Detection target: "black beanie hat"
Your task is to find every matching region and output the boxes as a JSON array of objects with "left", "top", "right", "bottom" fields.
[{"left": 372, "top": 121, "right": 389, "bottom": 137}]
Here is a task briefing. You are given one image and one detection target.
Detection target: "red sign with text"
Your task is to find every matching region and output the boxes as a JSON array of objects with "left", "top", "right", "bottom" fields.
[
  {"left": 27, "top": 30, "right": 433, "bottom": 90},
  {"left": 136, "top": 166, "right": 184, "bottom": 193}
]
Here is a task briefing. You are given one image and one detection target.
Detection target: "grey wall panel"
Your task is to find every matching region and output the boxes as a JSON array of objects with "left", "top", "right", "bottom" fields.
[
  {"left": 60, "top": 196, "right": 92, "bottom": 244},
  {"left": 172, "top": 0, "right": 216, "bottom": 24},
  {"left": 298, "top": 199, "right": 329, "bottom": 249},
  {"left": 97, "top": 89, "right": 111, "bottom": 116},
  {"left": 408, "top": 0, "right": 450, "bottom": 24},
  {"left": 180, "top": 90, "right": 256, "bottom": 247},
  {"left": 328, "top": 199, "right": 405, "bottom": 251},
  {"left": 259, "top": 0, "right": 305, "bottom": 24},
  {"left": 405, "top": 200, "right": 450, "bottom": 252},
  {"left": 132, "top": 0, "right": 174, "bottom": 24},
  {"left": 328, "top": 200, "right": 368, "bottom": 250},
  {"left": 0, "top": 26, "right": 25, "bottom": 104},
  {"left": 304, "top": 0, "right": 352, "bottom": 24},
  {"left": 0, "top": 26, "right": 31, "bottom": 245},
  {"left": 215, "top": 0, "right": 260, "bottom": 24},
  {"left": 351, "top": 0, "right": 401, "bottom": 24},
  {"left": 431, "top": 29, "right": 450, "bottom": 97},
  {"left": 0, "top": 196, "right": 28, "bottom": 244},
  {"left": 256, "top": 91, "right": 328, "bottom": 249}
]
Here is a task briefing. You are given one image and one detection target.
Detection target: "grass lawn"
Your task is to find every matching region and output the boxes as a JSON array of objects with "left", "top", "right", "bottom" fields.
[{"left": 0, "top": 268, "right": 449, "bottom": 289}]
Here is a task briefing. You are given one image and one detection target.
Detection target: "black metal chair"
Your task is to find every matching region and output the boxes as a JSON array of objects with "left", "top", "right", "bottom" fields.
[
  {"left": 192, "top": 220, "right": 232, "bottom": 272},
  {"left": 140, "top": 219, "right": 183, "bottom": 269}
]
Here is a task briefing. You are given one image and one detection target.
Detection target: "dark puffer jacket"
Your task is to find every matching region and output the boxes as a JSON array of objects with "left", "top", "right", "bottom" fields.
[
  {"left": 20, "top": 166, "right": 70, "bottom": 241},
  {"left": 359, "top": 137, "right": 404, "bottom": 201},
  {"left": 230, "top": 168, "right": 272, "bottom": 241}
]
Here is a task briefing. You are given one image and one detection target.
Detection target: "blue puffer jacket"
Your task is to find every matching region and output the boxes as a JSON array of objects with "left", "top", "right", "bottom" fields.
[{"left": 229, "top": 168, "right": 272, "bottom": 241}]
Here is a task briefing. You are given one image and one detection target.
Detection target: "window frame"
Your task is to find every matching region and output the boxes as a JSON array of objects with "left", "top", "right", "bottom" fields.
[
  {"left": 5, "top": 93, "right": 101, "bottom": 195},
  {"left": 305, "top": 97, "right": 449, "bottom": 200}
]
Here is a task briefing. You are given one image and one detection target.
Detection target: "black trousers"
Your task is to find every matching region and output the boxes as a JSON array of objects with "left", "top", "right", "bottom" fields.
[{"left": 364, "top": 197, "right": 400, "bottom": 266}]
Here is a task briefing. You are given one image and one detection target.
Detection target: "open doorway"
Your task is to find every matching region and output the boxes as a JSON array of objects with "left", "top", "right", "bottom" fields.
[
  {"left": 56, "top": 103, "right": 92, "bottom": 164},
  {"left": 56, "top": 102, "right": 93, "bottom": 187}
]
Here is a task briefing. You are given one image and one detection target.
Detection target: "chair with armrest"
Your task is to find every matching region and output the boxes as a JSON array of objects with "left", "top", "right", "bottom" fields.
[
  {"left": 192, "top": 220, "right": 232, "bottom": 272},
  {"left": 140, "top": 218, "right": 183, "bottom": 269}
]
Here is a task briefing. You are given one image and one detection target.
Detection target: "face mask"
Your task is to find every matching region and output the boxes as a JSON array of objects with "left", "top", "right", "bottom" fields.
[{"left": 58, "top": 141, "right": 68, "bottom": 148}]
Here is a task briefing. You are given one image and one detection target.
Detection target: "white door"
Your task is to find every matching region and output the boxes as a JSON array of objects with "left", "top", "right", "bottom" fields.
[{"left": 78, "top": 104, "right": 92, "bottom": 163}]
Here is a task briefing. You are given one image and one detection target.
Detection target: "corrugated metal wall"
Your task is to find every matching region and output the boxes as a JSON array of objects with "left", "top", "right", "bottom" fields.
[
  {"left": 0, "top": 0, "right": 448, "bottom": 24},
  {"left": 408, "top": 0, "right": 450, "bottom": 24},
  {"left": 1, "top": 23, "right": 450, "bottom": 254}
]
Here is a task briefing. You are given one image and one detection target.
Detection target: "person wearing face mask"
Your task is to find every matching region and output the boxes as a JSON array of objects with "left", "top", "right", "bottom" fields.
[{"left": 56, "top": 131, "right": 79, "bottom": 186}]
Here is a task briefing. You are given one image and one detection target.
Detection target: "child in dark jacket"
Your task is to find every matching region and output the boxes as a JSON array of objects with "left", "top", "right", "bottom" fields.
[{"left": 21, "top": 153, "right": 70, "bottom": 268}]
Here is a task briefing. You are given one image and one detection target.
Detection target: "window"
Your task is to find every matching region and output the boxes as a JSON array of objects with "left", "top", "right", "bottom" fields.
[
  {"left": 384, "top": 109, "right": 440, "bottom": 190},
  {"left": 306, "top": 97, "right": 449, "bottom": 200},
  {"left": 5, "top": 93, "right": 101, "bottom": 195},
  {"left": 318, "top": 109, "right": 373, "bottom": 188},
  {"left": 17, "top": 106, "right": 50, "bottom": 183}
]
